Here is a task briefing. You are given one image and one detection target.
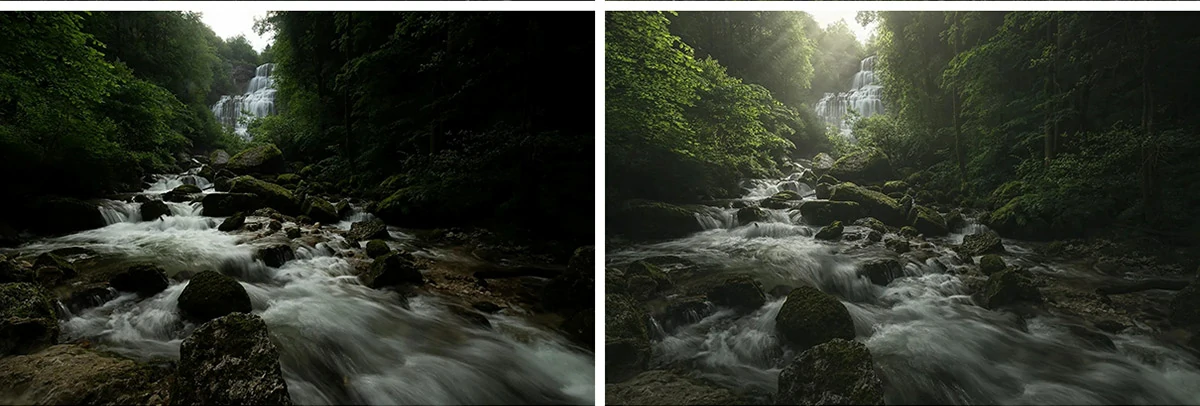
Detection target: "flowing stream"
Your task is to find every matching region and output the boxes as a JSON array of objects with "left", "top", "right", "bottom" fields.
[
  {"left": 607, "top": 162, "right": 1200, "bottom": 404},
  {"left": 4, "top": 168, "right": 593, "bottom": 405}
]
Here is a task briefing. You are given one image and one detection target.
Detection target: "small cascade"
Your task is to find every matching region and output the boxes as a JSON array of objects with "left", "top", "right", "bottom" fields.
[
  {"left": 99, "top": 201, "right": 142, "bottom": 225},
  {"left": 815, "top": 55, "right": 886, "bottom": 134},
  {"left": 211, "top": 63, "right": 277, "bottom": 139}
]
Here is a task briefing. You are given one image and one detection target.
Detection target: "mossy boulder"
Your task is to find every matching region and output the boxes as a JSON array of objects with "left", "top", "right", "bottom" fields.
[
  {"left": 201, "top": 193, "right": 264, "bottom": 217},
  {"left": 775, "top": 286, "right": 855, "bottom": 351},
  {"left": 229, "top": 176, "right": 298, "bottom": 215},
  {"left": 217, "top": 212, "right": 246, "bottom": 232},
  {"left": 811, "top": 152, "right": 836, "bottom": 175},
  {"left": 737, "top": 207, "right": 768, "bottom": 224},
  {"left": 658, "top": 296, "right": 714, "bottom": 333},
  {"left": 140, "top": 200, "right": 171, "bottom": 221},
  {"left": 882, "top": 180, "right": 909, "bottom": 195},
  {"left": 34, "top": 253, "right": 77, "bottom": 279},
  {"left": 815, "top": 183, "right": 833, "bottom": 199},
  {"left": 945, "top": 209, "right": 966, "bottom": 231},
  {"left": 360, "top": 252, "right": 423, "bottom": 288},
  {"left": 761, "top": 190, "right": 803, "bottom": 209},
  {"left": 625, "top": 261, "right": 673, "bottom": 294},
  {"left": 885, "top": 237, "right": 911, "bottom": 254},
  {"left": 177, "top": 271, "right": 252, "bottom": 323},
  {"left": 108, "top": 264, "right": 169, "bottom": 297},
  {"left": 979, "top": 267, "right": 1042, "bottom": 309},
  {"left": 346, "top": 219, "right": 390, "bottom": 243},
  {"left": 285, "top": 227, "right": 301, "bottom": 239},
  {"left": 29, "top": 197, "right": 105, "bottom": 235},
  {"left": 274, "top": 173, "right": 300, "bottom": 187},
  {"left": 172, "top": 313, "right": 292, "bottom": 405},
  {"left": 799, "top": 201, "right": 864, "bottom": 226},
  {"left": 858, "top": 258, "right": 903, "bottom": 286},
  {"left": 852, "top": 217, "right": 888, "bottom": 234},
  {"left": 606, "top": 293, "right": 650, "bottom": 383},
  {"left": 830, "top": 183, "right": 905, "bottom": 226},
  {"left": 0, "top": 256, "right": 32, "bottom": 284},
  {"left": 775, "top": 339, "right": 885, "bottom": 405},
  {"left": 226, "top": 144, "right": 285, "bottom": 175},
  {"left": 981, "top": 194, "right": 1054, "bottom": 240},
  {"left": 828, "top": 148, "right": 894, "bottom": 185},
  {"left": 0, "top": 282, "right": 59, "bottom": 355},
  {"left": 256, "top": 244, "right": 294, "bottom": 268},
  {"left": 979, "top": 255, "right": 1006, "bottom": 275},
  {"left": 210, "top": 149, "right": 231, "bottom": 167},
  {"left": 365, "top": 240, "right": 390, "bottom": 258},
  {"left": 959, "top": 229, "right": 1005, "bottom": 256},
  {"left": 301, "top": 196, "right": 339, "bottom": 224},
  {"left": 910, "top": 205, "right": 948, "bottom": 236},
  {"left": 171, "top": 184, "right": 202, "bottom": 194},
  {"left": 706, "top": 274, "right": 766, "bottom": 314},
  {"left": 608, "top": 370, "right": 745, "bottom": 405},
  {"left": 609, "top": 199, "right": 703, "bottom": 241},
  {"left": 0, "top": 344, "right": 170, "bottom": 405},
  {"left": 815, "top": 221, "right": 844, "bottom": 241}
]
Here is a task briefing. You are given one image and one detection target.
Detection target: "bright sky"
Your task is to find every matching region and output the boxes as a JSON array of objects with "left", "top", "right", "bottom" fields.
[
  {"left": 195, "top": 8, "right": 272, "bottom": 52},
  {"left": 808, "top": 10, "right": 875, "bottom": 45}
]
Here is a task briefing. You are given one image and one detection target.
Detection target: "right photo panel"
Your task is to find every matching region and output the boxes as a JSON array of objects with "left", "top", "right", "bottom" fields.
[{"left": 606, "top": 10, "right": 1200, "bottom": 405}]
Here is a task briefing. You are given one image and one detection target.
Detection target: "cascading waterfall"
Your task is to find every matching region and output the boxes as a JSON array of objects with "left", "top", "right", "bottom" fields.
[
  {"left": 815, "top": 55, "right": 886, "bottom": 134},
  {"left": 211, "top": 63, "right": 277, "bottom": 139}
]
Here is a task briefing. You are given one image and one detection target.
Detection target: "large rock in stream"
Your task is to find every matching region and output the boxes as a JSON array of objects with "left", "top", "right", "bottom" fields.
[
  {"left": 0, "top": 282, "right": 59, "bottom": 355},
  {"left": 201, "top": 193, "right": 264, "bottom": 217},
  {"left": 607, "top": 370, "right": 746, "bottom": 405},
  {"left": 979, "top": 266, "right": 1042, "bottom": 309},
  {"left": 775, "top": 286, "right": 855, "bottom": 351},
  {"left": 229, "top": 176, "right": 299, "bottom": 215},
  {"left": 830, "top": 183, "right": 906, "bottom": 226},
  {"left": 171, "top": 313, "right": 292, "bottom": 405},
  {"left": 346, "top": 219, "right": 390, "bottom": 243},
  {"left": 909, "top": 205, "right": 948, "bottom": 236},
  {"left": 177, "top": 271, "right": 252, "bottom": 323},
  {"left": 301, "top": 196, "right": 339, "bottom": 224},
  {"left": 706, "top": 274, "right": 766, "bottom": 314},
  {"left": 959, "top": 229, "right": 1005, "bottom": 256},
  {"left": 606, "top": 293, "right": 650, "bottom": 383},
  {"left": 108, "top": 264, "right": 169, "bottom": 297},
  {"left": 225, "top": 144, "right": 285, "bottom": 175},
  {"left": 140, "top": 200, "right": 171, "bottom": 221},
  {"left": 799, "top": 200, "right": 864, "bottom": 225},
  {"left": 775, "top": 339, "right": 885, "bottom": 405},
  {"left": 0, "top": 344, "right": 170, "bottom": 404},
  {"left": 609, "top": 199, "right": 703, "bottom": 241},
  {"left": 359, "top": 251, "right": 424, "bottom": 288},
  {"left": 827, "top": 148, "right": 894, "bottom": 185},
  {"left": 543, "top": 246, "right": 595, "bottom": 313}
]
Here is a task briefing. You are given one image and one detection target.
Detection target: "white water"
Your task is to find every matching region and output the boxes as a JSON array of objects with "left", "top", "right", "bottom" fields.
[
  {"left": 815, "top": 55, "right": 886, "bottom": 135},
  {"left": 212, "top": 63, "right": 278, "bottom": 139},
  {"left": 609, "top": 167, "right": 1200, "bottom": 404},
  {"left": 9, "top": 168, "right": 593, "bottom": 404}
]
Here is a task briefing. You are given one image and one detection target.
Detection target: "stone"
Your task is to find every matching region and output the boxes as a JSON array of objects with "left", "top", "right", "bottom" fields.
[
  {"left": 30, "top": 197, "right": 105, "bottom": 235},
  {"left": 0, "top": 344, "right": 169, "bottom": 405},
  {"left": 225, "top": 144, "right": 286, "bottom": 175},
  {"left": 201, "top": 193, "right": 264, "bottom": 217},
  {"left": 830, "top": 182, "right": 905, "bottom": 226},
  {"left": 858, "top": 259, "right": 903, "bottom": 286},
  {"left": 286, "top": 227, "right": 301, "bottom": 239},
  {"left": 737, "top": 207, "right": 769, "bottom": 224},
  {"left": 346, "top": 219, "right": 390, "bottom": 242},
  {"left": 775, "top": 286, "right": 855, "bottom": 351},
  {"left": 799, "top": 200, "right": 864, "bottom": 226},
  {"left": 171, "top": 313, "right": 292, "bottom": 405},
  {"left": 909, "top": 205, "right": 948, "bottom": 236},
  {"left": 140, "top": 200, "right": 171, "bottom": 221},
  {"left": 762, "top": 190, "right": 803, "bottom": 210},
  {"left": 979, "top": 267, "right": 1042, "bottom": 309},
  {"left": 775, "top": 339, "right": 885, "bottom": 405},
  {"left": 542, "top": 246, "right": 596, "bottom": 313},
  {"left": 365, "top": 239, "right": 390, "bottom": 258},
  {"left": 882, "top": 180, "right": 909, "bottom": 194},
  {"left": 979, "top": 254, "right": 1006, "bottom": 275},
  {"left": 606, "top": 294, "right": 650, "bottom": 383},
  {"left": 210, "top": 149, "right": 231, "bottom": 167},
  {"left": 608, "top": 370, "right": 744, "bottom": 405},
  {"left": 177, "top": 271, "right": 252, "bottom": 322},
  {"left": 960, "top": 229, "right": 1005, "bottom": 256},
  {"left": 256, "top": 244, "right": 295, "bottom": 268},
  {"left": 0, "top": 282, "right": 59, "bottom": 355},
  {"left": 610, "top": 200, "right": 703, "bottom": 241},
  {"left": 301, "top": 196, "right": 339, "bottom": 224},
  {"left": 625, "top": 260, "right": 673, "bottom": 293},
  {"left": 360, "top": 252, "right": 423, "bottom": 288},
  {"left": 885, "top": 238, "right": 911, "bottom": 254},
  {"left": 34, "top": 253, "right": 77, "bottom": 279},
  {"left": 706, "top": 275, "right": 766, "bottom": 313},
  {"left": 218, "top": 212, "right": 247, "bottom": 232},
  {"left": 815, "top": 221, "right": 844, "bottom": 241},
  {"left": 827, "top": 147, "right": 894, "bottom": 185},
  {"left": 108, "top": 264, "right": 169, "bottom": 297},
  {"left": 229, "top": 176, "right": 298, "bottom": 215},
  {"left": 815, "top": 183, "right": 833, "bottom": 200}
]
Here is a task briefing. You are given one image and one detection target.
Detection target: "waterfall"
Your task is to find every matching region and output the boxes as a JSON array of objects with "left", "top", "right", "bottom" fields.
[
  {"left": 211, "top": 63, "right": 277, "bottom": 139},
  {"left": 815, "top": 55, "right": 885, "bottom": 134}
]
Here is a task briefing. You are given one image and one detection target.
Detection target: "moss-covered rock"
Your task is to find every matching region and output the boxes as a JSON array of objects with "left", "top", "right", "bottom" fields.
[
  {"left": 226, "top": 144, "right": 285, "bottom": 175},
  {"left": 761, "top": 190, "right": 803, "bottom": 209},
  {"left": 775, "top": 338, "right": 884, "bottom": 405},
  {"left": 737, "top": 207, "right": 768, "bottom": 224},
  {"left": 608, "top": 370, "right": 746, "bottom": 405},
  {"left": 140, "top": 200, "right": 171, "bottom": 221},
  {"left": 799, "top": 200, "right": 864, "bottom": 225},
  {"left": 775, "top": 286, "right": 855, "bottom": 350},
  {"left": 609, "top": 200, "right": 704, "bottom": 241},
  {"left": 0, "top": 282, "right": 59, "bottom": 355},
  {"left": 218, "top": 212, "right": 246, "bottom": 232},
  {"left": 815, "top": 183, "right": 833, "bottom": 200},
  {"left": 858, "top": 258, "right": 903, "bottom": 286},
  {"left": 360, "top": 251, "right": 423, "bottom": 288},
  {"left": 706, "top": 274, "right": 766, "bottom": 313},
  {"left": 979, "top": 267, "right": 1042, "bottom": 309},
  {"left": 852, "top": 217, "right": 888, "bottom": 234},
  {"left": 334, "top": 200, "right": 351, "bottom": 218},
  {"left": 979, "top": 255, "right": 1006, "bottom": 275},
  {"left": 0, "top": 344, "right": 170, "bottom": 405},
  {"left": 828, "top": 148, "right": 894, "bottom": 185},
  {"left": 626, "top": 261, "right": 673, "bottom": 293},
  {"left": 982, "top": 194, "right": 1051, "bottom": 240},
  {"left": 172, "top": 313, "right": 292, "bottom": 405},
  {"left": 285, "top": 227, "right": 301, "bottom": 239},
  {"left": 229, "top": 176, "right": 298, "bottom": 215},
  {"left": 172, "top": 184, "right": 202, "bottom": 194},
  {"left": 108, "top": 264, "right": 169, "bottom": 297},
  {"left": 885, "top": 237, "right": 911, "bottom": 254},
  {"left": 606, "top": 293, "right": 650, "bottom": 383},
  {"left": 34, "top": 253, "right": 77, "bottom": 280},
  {"left": 210, "top": 149, "right": 231, "bottom": 167},
  {"left": 959, "top": 229, "right": 1005, "bottom": 256},
  {"left": 373, "top": 187, "right": 445, "bottom": 229},
  {"left": 346, "top": 219, "right": 389, "bottom": 243},
  {"left": 815, "top": 221, "right": 844, "bottom": 241},
  {"left": 945, "top": 209, "right": 966, "bottom": 231},
  {"left": 274, "top": 173, "right": 300, "bottom": 187},
  {"left": 256, "top": 244, "right": 295, "bottom": 268},
  {"left": 882, "top": 180, "right": 909, "bottom": 195},
  {"left": 365, "top": 240, "right": 390, "bottom": 258},
  {"left": 658, "top": 296, "right": 714, "bottom": 332},
  {"left": 898, "top": 226, "right": 919, "bottom": 238},
  {"left": 811, "top": 152, "right": 836, "bottom": 175},
  {"left": 201, "top": 193, "right": 264, "bottom": 217},
  {"left": 910, "top": 205, "right": 948, "bottom": 236},
  {"left": 830, "top": 183, "right": 906, "bottom": 226},
  {"left": 301, "top": 196, "right": 339, "bottom": 224},
  {"left": 177, "top": 271, "right": 252, "bottom": 323}
]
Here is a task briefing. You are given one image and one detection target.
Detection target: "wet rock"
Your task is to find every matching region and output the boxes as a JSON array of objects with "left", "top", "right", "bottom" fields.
[
  {"left": 210, "top": 149, "right": 231, "bottom": 167},
  {"left": 775, "top": 338, "right": 884, "bottom": 405},
  {"left": 981, "top": 195, "right": 1051, "bottom": 240},
  {"left": 659, "top": 296, "right": 712, "bottom": 332},
  {"left": 818, "top": 174, "right": 840, "bottom": 186},
  {"left": 815, "top": 183, "right": 833, "bottom": 199},
  {"left": 737, "top": 207, "right": 768, "bottom": 224},
  {"left": 830, "top": 183, "right": 905, "bottom": 226},
  {"left": 608, "top": 370, "right": 745, "bottom": 405},
  {"left": 63, "top": 284, "right": 117, "bottom": 314},
  {"left": 979, "top": 254, "right": 1006, "bottom": 275},
  {"left": 34, "top": 252, "right": 76, "bottom": 279},
  {"left": 286, "top": 227, "right": 301, "bottom": 239},
  {"left": 365, "top": 239, "right": 390, "bottom": 258},
  {"left": 140, "top": 200, "right": 171, "bottom": 221},
  {"left": 334, "top": 200, "right": 352, "bottom": 219},
  {"left": 799, "top": 200, "right": 864, "bottom": 225},
  {"left": 762, "top": 190, "right": 803, "bottom": 210},
  {"left": 346, "top": 219, "right": 390, "bottom": 242},
  {"left": 979, "top": 267, "right": 1042, "bottom": 309},
  {"left": 201, "top": 193, "right": 264, "bottom": 217},
  {"left": 867, "top": 230, "right": 882, "bottom": 242},
  {"left": 34, "top": 266, "right": 67, "bottom": 287},
  {"left": 0, "top": 282, "right": 59, "bottom": 355},
  {"left": 108, "top": 264, "right": 169, "bottom": 297},
  {"left": 909, "top": 205, "right": 948, "bottom": 236},
  {"left": 225, "top": 143, "right": 285, "bottom": 176},
  {"left": 858, "top": 259, "right": 903, "bottom": 286},
  {"left": 301, "top": 196, "right": 339, "bottom": 224},
  {"left": 245, "top": 222, "right": 263, "bottom": 232},
  {"left": 29, "top": 197, "right": 105, "bottom": 235},
  {"left": 960, "top": 229, "right": 1005, "bottom": 256},
  {"left": 775, "top": 286, "right": 855, "bottom": 351},
  {"left": 472, "top": 301, "right": 502, "bottom": 313},
  {"left": 229, "top": 176, "right": 298, "bottom": 215},
  {"left": 852, "top": 217, "right": 888, "bottom": 234},
  {"left": 606, "top": 294, "right": 650, "bottom": 383},
  {"left": 177, "top": 271, "right": 252, "bottom": 322},
  {"left": 606, "top": 268, "right": 628, "bottom": 295},
  {"left": 256, "top": 244, "right": 295, "bottom": 268},
  {"left": 164, "top": 184, "right": 202, "bottom": 203},
  {"left": 360, "top": 251, "right": 424, "bottom": 288},
  {"left": 274, "top": 173, "right": 300, "bottom": 187},
  {"left": 218, "top": 212, "right": 247, "bottom": 232},
  {"left": 269, "top": 220, "right": 283, "bottom": 231},
  {"left": 610, "top": 200, "right": 704, "bottom": 241},
  {"left": 543, "top": 246, "right": 595, "bottom": 313},
  {"left": 945, "top": 209, "right": 966, "bottom": 231},
  {"left": 899, "top": 226, "right": 919, "bottom": 238},
  {"left": 827, "top": 147, "right": 894, "bottom": 185},
  {"left": 0, "top": 344, "right": 169, "bottom": 405},
  {"left": 882, "top": 180, "right": 909, "bottom": 195},
  {"left": 449, "top": 305, "right": 492, "bottom": 329},
  {"left": 625, "top": 260, "right": 673, "bottom": 293},
  {"left": 706, "top": 275, "right": 766, "bottom": 313},
  {"left": 172, "top": 313, "right": 292, "bottom": 405},
  {"left": 627, "top": 275, "right": 658, "bottom": 301},
  {"left": 811, "top": 152, "right": 836, "bottom": 175},
  {"left": 885, "top": 237, "right": 911, "bottom": 254},
  {"left": 815, "top": 221, "right": 844, "bottom": 241}
]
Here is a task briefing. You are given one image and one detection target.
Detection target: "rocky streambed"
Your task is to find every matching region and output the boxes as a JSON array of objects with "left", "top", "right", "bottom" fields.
[
  {"left": 605, "top": 149, "right": 1200, "bottom": 405},
  {"left": 0, "top": 144, "right": 594, "bottom": 405}
]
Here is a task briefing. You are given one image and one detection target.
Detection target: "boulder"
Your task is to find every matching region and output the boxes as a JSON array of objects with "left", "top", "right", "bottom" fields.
[
  {"left": 737, "top": 207, "right": 768, "bottom": 224},
  {"left": 627, "top": 275, "right": 658, "bottom": 301},
  {"left": 172, "top": 184, "right": 202, "bottom": 194},
  {"left": 0, "top": 344, "right": 169, "bottom": 405},
  {"left": 659, "top": 296, "right": 713, "bottom": 332},
  {"left": 609, "top": 200, "right": 703, "bottom": 241},
  {"left": 209, "top": 149, "right": 231, "bottom": 167},
  {"left": 140, "top": 200, "right": 171, "bottom": 221},
  {"left": 29, "top": 197, "right": 105, "bottom": 235},
  {"left": 979, "top": 255, "right": 1006, "bottom": 275},
  {"left": 706, "top": 275, "right": 766, "bottom": 313},
  {"left": 960, "top": 229, "right": 1005, "bottom": 256},
  {"left": 360, "top": 252, "right": 423, "bottom": 288},
  {"left": 815, "top": 183, "right": 833, "bottom": 200},
  {"left": 0, "top": 256, "right": 32, "bottom": 284},
  {"left": 625, "top": 261, "right": 673, "bottom": 293},
  {"left": 899, "top": 226, "right": 919, "bottom": 238},
  {"left": 225, "top": 144, "right": 285, "bottom": 175},
  {"left": 981, "top": 195, "right": 1051, "bottom": 240},
  {"left": 853, "top": 217, "right": 888, "bottom": 234},
  {"left": 214, "top": 177, "right": 232, "bottom": 192},
  {"left": 606, "top": 294, "right": 650, "bottom": 383},
  {"left": 882, "top": 180, "right": 909, "bottom": 195},
  {"left": 108, "top": 264, "right": 169, "bottom": 297},
  {"left": 346, "top": 219, "right": 390, "bottom": 243},
  {"left": 172, "top": 313, "right": 292, "bottom": 405},
  {"left": 301, "top": 196, "right": 339, "bottom": 224},
  {"left": 372, "top": 187, "right": 446, "bottom": 229},
  {"left": 811, "top": 152, "right": 836, "bottom": 175},
  {"left": 257, "top": 244, "right": 295, "bottom": 268},
  {"left": 761, "top": 190, "right": 803, "bottom": 210},
  {"left": 218, "top": 213, "right": 247, "bottom": 232},
  {"left": 34, "top": 253, "right": 77, "bottom": 279},
  {"left": 608, "top": 370, "right": 744, "bottom": 405},
  {"left": 0, "top": 282, "right": 59, "bottom": 355},
  {"left": 885, "top": 238, "right": 911, "bottom": 254},
  {"left": 827, "top": 148, "right": 894, "bottom": 185},
  {"left": 775, "top": 339, "right": 885, "bottom": 405},
  {"left": 177, "top": 271, "right": 252, "bottom": 322},
  {"left": 274, "top": 173, "right": 300, "bottom": 187},
  {"left": 830, "top": 183, "right": 905, "bottom": 226},
  {"left": 799, "top": 201, "right": 864, "bottom": 225},
  {"left": 229, "top": 176, "right": 298, "bottom": 215},
  {"left": 285, "top": 228, "right": 301, "bottom": 239},
  {"left": 945, "top": 209, "right": 966, "bottom": 231},
  {"left": 858, "top": 259, "right": 903, "bottom": 286},
  {"left": 365, "top": 240, "right": 390, "bottom": 258},
  {"left": 775, "top": 286, "right": 855, "bottom": 350},
  {"left": 815, "top": 221, "right": 844, "bottom": 241},
  {"left": 63, "top": 284, "right": 117, "bottom": 314},
  {"left": 910, "top": 205, "right": 948, "bottom": 236},
  {"left": 979, "top": 267, "right": 1042, "bottom": 309},
  {"left": 201, "top": 193, "right": 264, "bottom": 217}
]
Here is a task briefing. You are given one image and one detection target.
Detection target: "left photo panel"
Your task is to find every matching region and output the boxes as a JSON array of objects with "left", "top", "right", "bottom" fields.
[{"left": 0, "top": 10, "right": 595, "bottom": 405}]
